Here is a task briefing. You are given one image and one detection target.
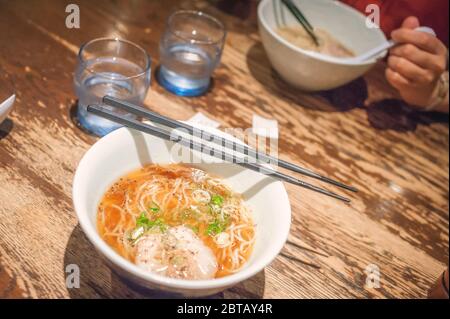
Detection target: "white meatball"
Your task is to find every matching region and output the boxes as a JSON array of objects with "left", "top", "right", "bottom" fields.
[{"left": 135, "top": 226, "right": 218, "bottom": 280}]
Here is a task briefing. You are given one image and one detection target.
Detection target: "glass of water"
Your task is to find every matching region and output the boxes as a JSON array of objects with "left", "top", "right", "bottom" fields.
[
  {"left": 74, "top": 38, "right": 151, "bottom": 136},
  {"left": 158, "top": 10, "right": 226, "bottom": 97}
]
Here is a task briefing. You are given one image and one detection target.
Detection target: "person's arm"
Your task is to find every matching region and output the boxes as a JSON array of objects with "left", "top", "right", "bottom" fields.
[{"left": 385, "top": 17, "right": 449, "bottom": 113}]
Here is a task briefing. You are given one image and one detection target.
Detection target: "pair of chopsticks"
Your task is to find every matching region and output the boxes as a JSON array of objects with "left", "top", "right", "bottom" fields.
[
  {"left": 280, "top": 0, "right": 319, "bottom": 46},
  {"left": 88, "top": 96, "right": 357, "bottom": 203}
]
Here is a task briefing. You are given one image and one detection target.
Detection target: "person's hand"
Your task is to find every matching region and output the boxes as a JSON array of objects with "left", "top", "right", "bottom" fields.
[{"left": 386, "top": 16, "right": 448, "bottom": 111}]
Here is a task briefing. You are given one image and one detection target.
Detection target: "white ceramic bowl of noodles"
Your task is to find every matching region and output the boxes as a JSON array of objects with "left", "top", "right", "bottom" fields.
[
  {"left": 258, "top": 0, "right": 387, "bottom": 91},
  {"left": 73, "top": 125, "right": 291, "bottom": 297}
]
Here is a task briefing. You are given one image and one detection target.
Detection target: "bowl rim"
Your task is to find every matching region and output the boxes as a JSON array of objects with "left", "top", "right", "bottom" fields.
[
  {"left": 73, "top": 126, "right": 292, "bottom": 290},
  {"left": 257, "top": 0, "right": 387, "bottom": 66}
]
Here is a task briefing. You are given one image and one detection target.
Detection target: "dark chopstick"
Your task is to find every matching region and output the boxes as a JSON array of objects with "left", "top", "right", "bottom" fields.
[
  {"left": 87, "top": 104, "right": 351, "bottom": 203},
  {"left": 281, "top": 0, "right": 319, "bottom": 46},
  {"left": 283, "top": 0, "right": 313, "bottom": 30},
  {"left": 102, "top": 95, "right": 357, "bottom": 193}
]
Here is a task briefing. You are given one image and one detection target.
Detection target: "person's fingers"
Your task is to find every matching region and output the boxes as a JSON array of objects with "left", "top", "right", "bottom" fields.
[
  {"left": 389, "top": 44, "right": 447, "bottom": 73},
  {"left": 385, "top": 67, "right": 410, "bottom": 90},
  {"left": 388, "top": 56, "right": 434, "bottom": 84},
  {"left": 391, "top": 29, "right": 447, "bottom": 55},
  {"left": 401, "top": 16, "right": 420, "bottom": 30}
]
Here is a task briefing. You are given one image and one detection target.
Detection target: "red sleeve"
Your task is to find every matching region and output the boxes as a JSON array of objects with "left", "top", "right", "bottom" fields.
[{"left": 341, "top": 0, "right": 449, "bottom": 47}]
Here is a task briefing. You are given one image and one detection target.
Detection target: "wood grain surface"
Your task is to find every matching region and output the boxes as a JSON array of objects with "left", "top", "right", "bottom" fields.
[{"left": 0, "top": 0, "right": 448, "bottom": 299}]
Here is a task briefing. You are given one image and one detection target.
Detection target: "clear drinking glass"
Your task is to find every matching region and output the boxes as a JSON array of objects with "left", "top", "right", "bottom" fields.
[
  {"left": 74, "top": 38, "right": 151, "bottom": 136},
  {"left": 158, "top": 10, "right": 226, "bottom": 97}
]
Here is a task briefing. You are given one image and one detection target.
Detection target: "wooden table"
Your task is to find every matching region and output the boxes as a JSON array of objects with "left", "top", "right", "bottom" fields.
[{"left": 0, "top": 0, "right": 448, "bottom": 299}]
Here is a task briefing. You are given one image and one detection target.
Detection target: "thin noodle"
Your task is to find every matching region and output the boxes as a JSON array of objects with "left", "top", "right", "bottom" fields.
[{"left": 97, "top": 164, "right": 255, "bottom": 278}]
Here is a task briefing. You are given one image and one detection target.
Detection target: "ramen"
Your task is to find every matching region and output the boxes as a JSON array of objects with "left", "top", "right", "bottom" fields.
[
  {"left": 97, "top": 164, "right": 255, "bottom": 280},
  {"left": 277, "top": 26, "right": 355, "bottom": 58}
]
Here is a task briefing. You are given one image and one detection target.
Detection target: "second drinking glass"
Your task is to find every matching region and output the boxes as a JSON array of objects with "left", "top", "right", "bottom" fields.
[{"left": 158, "top": 10, "right": 226, "bottom": 97}]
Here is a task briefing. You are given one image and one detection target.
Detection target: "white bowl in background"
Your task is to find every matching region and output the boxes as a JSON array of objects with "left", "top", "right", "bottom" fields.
[
  {"left": 73, "top": 126, "right": 291, "bottom": 297},
  {"left": 258, "top": 0, "right": 387, "bottom": 91}
]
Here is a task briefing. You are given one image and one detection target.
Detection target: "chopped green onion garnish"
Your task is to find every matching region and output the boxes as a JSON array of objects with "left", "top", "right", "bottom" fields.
[
  {"left": 135, "top": 212, "right": 167, "bottom": 232},
  {"left": 152, "top": 218, "right": 168, "bottom": 232},
  {"left": 136, "top": 212, "right": 150, "bottom": 228},
  {"left": 149, "top": 201, "right": 160, "bottom": 213},
  {"left": 205, "top": 219, "right": 227, "bottom": 236},
  {"left": 211, "top": 194, "right": 224, "bottom": 206}
]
